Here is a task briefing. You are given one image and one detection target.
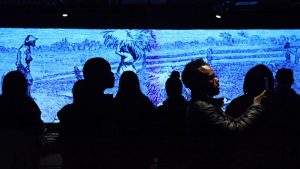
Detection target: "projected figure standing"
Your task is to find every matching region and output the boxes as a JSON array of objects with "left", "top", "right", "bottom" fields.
[
  {"left": 206, "top": 48, "right": 213, "bottom": 65},
  {"left": 16, "top": 35, "right": 38, "bottom": 96},
  {"left": 295, "top": 48, "right": 299, "bottom": 64},
  {"left": 103, "top": 29, "right": 156, "bottom": 76},
  {"left": 284, "top": 39, "right": 291, "bottom": 63}
]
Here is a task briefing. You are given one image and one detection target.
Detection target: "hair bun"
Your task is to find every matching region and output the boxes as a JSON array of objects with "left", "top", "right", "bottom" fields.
[{"left": 170, "top": 71, "right": 180, "bottom": 79}]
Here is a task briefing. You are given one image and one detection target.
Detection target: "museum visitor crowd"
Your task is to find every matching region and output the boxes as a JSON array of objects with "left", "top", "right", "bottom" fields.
[{"left": 0, "top": 57, "right": 300, "bottom": 169}]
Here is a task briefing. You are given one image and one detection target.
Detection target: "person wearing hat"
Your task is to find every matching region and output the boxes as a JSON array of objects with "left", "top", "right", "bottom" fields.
[{"left": 16, "top": 35, "right": 38, "bottom": 96}]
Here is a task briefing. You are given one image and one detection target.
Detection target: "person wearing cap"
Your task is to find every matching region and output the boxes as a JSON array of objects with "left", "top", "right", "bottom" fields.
[{"left": 16, "top": 35, "right": 38, "bottom": 96}]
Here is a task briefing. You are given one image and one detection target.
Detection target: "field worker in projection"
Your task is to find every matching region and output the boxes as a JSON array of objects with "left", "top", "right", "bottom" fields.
[
  {"left": 103, "top": 29, "right": 156, "bottom": 76},
  {"left": 206, "top": 48, "right": 213, "bottom": 65},
  {"left": 115, "top": 40, "right": 137, "bottom": 76},
  {"left": 295, "top": 48, "right": 299, "bottom": 64},
  {"left": 16, "top": 35, "right": 37, "bottom": 96},
  {"left": 284, "top": 39, "right": 291, "bottom": 63}
]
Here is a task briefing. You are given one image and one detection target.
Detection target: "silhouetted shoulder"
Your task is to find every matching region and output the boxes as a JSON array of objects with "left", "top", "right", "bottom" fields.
[
  {"left": 188, "top": 99, "right": 264, "bottom": 132},
  {"left": 225, "top": 95, "right": 253, "bottom": 118},
  {"left": 140, "top": 94, "right": 155, "bottom": 108},
  {"left": 57, "top": 104, "right": 74, "bottom": 122}
]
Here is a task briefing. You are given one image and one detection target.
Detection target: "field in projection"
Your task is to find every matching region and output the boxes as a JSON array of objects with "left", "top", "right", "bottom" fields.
[{"left": 0, "top": 29, "right": 299, "bottom": 122}]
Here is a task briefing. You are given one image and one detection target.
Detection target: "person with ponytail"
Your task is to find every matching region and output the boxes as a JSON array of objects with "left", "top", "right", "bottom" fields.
[{"left": 156, "top": 71, "right": 187, "bottom": 169}]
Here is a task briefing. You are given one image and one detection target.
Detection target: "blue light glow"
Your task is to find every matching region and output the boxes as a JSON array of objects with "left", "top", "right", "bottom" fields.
[{"left": 0, "top": 28, "right": 299, "bottom": 122}]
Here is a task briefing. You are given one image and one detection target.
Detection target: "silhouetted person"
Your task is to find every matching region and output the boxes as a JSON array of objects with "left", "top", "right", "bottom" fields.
[
  {"left": 113, "top": 71, "right": 155, "bottom": 169},
  {"left": 57, "top": 57, "right": 115, "bottom": 169},
  {"left": 156, "top": 71, "right": 187, "bottom": 169},
  {"left": 276, "top": 68, "right": 296, "bottom": 92},
  {"left": 273, "top": 68, "right": 300, "bottom": 168},
  {"left": 182, "top": 59, "right": 266, "bottom": 169},
  {"left": 57, "top": 80, "right": 85, "bottom": 169},
  {"left": 0, "top": 70, "right": 44, "bottom": 169},
  {"left": 224, "top": 64, "right": 282, "bottom": 169},
  {"left": 226, "top": 64, "right": 274, "bottom": 118}
]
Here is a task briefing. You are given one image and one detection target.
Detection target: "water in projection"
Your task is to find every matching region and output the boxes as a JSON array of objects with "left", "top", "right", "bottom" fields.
[{"left": 0, "top": 28, "right": 299, "bottom": 122}]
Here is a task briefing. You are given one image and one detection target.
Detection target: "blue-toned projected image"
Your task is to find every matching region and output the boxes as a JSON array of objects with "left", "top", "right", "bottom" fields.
[{"left": 0, "top": 28, "right": 300, "bottom": 122}]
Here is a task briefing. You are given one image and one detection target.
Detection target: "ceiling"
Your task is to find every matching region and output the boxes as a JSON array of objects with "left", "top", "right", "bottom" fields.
[
  {"left": 0, "top": 0, "right": 298, "bottom": 9},
  {"left": 1, "top": 0, "right": 300, "bottom": 28}
]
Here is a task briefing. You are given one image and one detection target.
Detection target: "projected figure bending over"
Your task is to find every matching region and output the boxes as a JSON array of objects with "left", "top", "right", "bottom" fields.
[
  {"left": 16, "top": 35, "right": 37, "bottom": 96},
  {"left": 115, "top": 40, "right": 137, "bottom": 76},
  {"left": 103, "top": 29, "right": 156, "bottom": 76}
]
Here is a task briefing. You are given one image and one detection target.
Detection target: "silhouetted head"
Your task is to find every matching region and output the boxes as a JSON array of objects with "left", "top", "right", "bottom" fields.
[
  {"left": 166, "top": 71, "right": 183, "bottom": 98},
  {"left": 116, "top": 71, "right": 141, "bottom": 98},
  {"left": 182, "top": 59, "right": 220, "bottom": 97},
  {"left": 2, "top": 70, "right": 28, "bottom": 97},
  {"left": 24, "top": 35, "right": 37, "bottom": 47},
  {"left": 243, "top": 64, "right": 274, "bottom": 96},
  {"left": 83, "top": 57, "right": 114, "bottom": 91},
  {"left": 276, "top": 68, "right": 294, "bottom": 89},
  {"left": 72, "top": 80, "right": 85, "bottom": 103}
]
